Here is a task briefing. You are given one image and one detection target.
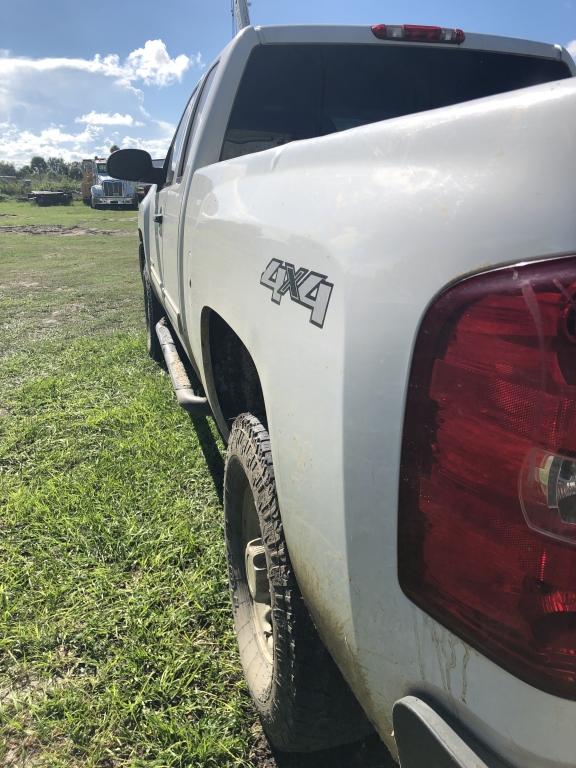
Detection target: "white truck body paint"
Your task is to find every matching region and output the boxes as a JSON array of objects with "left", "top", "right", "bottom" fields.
[{"left": 140, "top": 26, "right": 576, "bottom": 766}]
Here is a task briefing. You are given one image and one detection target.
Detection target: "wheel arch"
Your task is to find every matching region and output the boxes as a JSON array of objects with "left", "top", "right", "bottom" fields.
[
  {"left": 200, "top": 307, "right": 267, "bottom": 441},
  {"left": 137, "top": 230, "right": 146, "bottom": 276}
]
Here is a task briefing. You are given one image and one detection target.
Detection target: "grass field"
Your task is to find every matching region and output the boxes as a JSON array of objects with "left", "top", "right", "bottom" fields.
[
  {"left": 0, "top": 200, "right": 258, "bottom": 767},
  {"left": 0, "top": 200, "right": 393, "bottom": 768}
]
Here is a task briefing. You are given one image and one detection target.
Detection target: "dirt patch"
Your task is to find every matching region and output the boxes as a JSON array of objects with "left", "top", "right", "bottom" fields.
[
  {"left": 39, "top": 303, "right": 86, "bottom": 327},
  {"left": 249, "top": 734, "right": 277, "bottom": 768},
  {"left": 2, "top": 738, "right": 40, "bottom": 768},
  {"left": 52, "top": 303, "right": 85, "bottom": 316},
  {"left": 0, "top": 224, "right": 131, "bottom": 236},
  {"left": 0, "top": 281, "right": 40, "bottom": 290},
  {"left": 0, "top": 675, "right": 46, "bottom": 706}
]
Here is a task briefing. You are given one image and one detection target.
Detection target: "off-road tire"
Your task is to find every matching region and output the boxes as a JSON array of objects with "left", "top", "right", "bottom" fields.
[
  {"left": 224, "top": 413, "right": 372, "bottom": 753},
  {"left": 142, "top": 265, "right": 164, "bottom": 363}
]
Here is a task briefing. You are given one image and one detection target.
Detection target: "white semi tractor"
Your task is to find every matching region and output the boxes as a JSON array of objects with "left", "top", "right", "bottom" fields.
[{"left": 81, "top": 157, "right": 137, "bottom": 209}]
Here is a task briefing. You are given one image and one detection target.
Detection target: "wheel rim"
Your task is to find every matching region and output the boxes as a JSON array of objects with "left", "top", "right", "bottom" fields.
[{"left": 241, "top": 485, "right": 274, "bottom": 663}]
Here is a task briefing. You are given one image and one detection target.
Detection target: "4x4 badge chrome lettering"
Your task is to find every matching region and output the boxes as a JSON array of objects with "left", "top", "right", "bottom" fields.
[{"left": 260, "top": 259, "right": 333, "bottom": 328}]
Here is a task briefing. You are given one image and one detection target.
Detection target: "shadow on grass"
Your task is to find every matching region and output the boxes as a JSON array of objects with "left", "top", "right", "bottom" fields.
[
  {"left": 252, "top": 732, "right": 395, "bottom": 768},
  {"left": 190, "top": 414, "right": 224, "bottom": 504}
]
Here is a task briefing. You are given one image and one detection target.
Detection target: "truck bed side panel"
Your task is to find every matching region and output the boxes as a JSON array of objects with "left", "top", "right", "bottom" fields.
[{"left": 182, "top": 78, "right": 576, "bottom": 766}]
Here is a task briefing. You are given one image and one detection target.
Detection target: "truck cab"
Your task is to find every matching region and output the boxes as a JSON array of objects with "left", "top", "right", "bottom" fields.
[{"left": 81, "top": 157, "right": 137, "bottom": 209}]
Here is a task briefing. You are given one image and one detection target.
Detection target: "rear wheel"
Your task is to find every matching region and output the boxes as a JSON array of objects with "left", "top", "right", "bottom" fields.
[
  {"left": 142, "top": 265, "right": 164, "bottom": 363},
  {"left": 224, "top": 414, "right": 372, "bottom": 753}
]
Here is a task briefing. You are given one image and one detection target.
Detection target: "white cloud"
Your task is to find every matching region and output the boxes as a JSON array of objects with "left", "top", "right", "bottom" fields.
[
  {"left": 125, "top": 41, "right": 202, "bottom": 87},
  {"left": 0, "top": 39, "right": 200, "bottom": 165},
  {"left": 567, "top": 39, "right": 576, "bottom": 58},
  {"left": 76, "top": 111, "right": 141, "bottom": 127},
  {"left": 1, "top": 119, "right": 173, "bottom": 167},
  {"left": 0, "top": 123, "right": 103, "bottom": 163},
  {"left": 0, "top": 40, "right": 201, "bottom": 88},
  {"left": 155, "top": 119, "right": 177, "bottom": 134},
  {"left": 116, "top": 134, "right": 173, "bottom": 159}
]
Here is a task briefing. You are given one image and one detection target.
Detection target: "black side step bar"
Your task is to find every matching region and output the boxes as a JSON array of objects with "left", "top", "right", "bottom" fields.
[{"left": 155, "top": 318, "right": 211, "bottom": 416}]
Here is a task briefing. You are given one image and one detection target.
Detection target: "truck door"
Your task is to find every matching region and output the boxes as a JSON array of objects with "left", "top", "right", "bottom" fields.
[
  {"left": 154, "top": 88, "right": 200, "bottom": 330},
  {"left": 155, "top": 65, "right": 219, "bottom": 333}
]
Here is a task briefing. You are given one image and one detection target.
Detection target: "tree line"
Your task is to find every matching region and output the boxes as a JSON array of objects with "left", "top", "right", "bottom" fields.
[
  {"left": 0, "top": 146, "right": 121, "bottom": 199},
  {"left": 0, "top": 157, "right": 83, "bottom": 180},
  {"left": 0, "top": 146, "right": 120, "bottom": 179}
]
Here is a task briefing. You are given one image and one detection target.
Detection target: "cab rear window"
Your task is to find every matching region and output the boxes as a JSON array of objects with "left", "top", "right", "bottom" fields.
[{"left": 222, "top": 44, "right": 571, "bottom": 161}]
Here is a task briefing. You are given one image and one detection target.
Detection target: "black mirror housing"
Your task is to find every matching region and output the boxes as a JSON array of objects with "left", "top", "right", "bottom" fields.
[{"left": 107, "top": 149, "right": 164, "bottom": 184}]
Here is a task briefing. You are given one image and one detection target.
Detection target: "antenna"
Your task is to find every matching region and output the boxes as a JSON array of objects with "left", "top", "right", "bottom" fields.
[{"left": 232, "top": 0, "right": 251, "bottom": 35}]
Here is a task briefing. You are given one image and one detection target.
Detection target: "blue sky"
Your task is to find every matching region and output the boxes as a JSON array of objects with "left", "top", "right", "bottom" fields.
[{"left": 1, "top": 0, "right": 575, "bottom": 166}]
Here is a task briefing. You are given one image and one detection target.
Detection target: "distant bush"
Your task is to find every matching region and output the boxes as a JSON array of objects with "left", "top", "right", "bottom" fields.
[
  {"left": 0, "top": 174, "right": 81, "bottom": 198},
  {"left": 28, "top": 174, "right": 81, "bottom": 194},
  {"left": 0, "top": 155, "right": 83, "bottom": 198},
  {"left": 0, "top": 179, "right": 29, "bottom": 198}
]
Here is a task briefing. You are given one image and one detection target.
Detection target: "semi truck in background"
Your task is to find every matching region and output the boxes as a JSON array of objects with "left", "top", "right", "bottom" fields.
[{"left": 81, "top": 157, "right": 137, "bottom": 209}]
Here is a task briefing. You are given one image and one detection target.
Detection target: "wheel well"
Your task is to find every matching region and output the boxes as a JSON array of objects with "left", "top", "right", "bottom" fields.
[
  {"left": 138, "top": 232, "right": 145, "bottom": 275},
  {"left": 205, "top": 311, "right": 267, "bottom": 430}
]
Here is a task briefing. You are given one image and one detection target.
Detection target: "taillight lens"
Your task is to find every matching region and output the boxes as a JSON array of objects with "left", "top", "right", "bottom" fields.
[
  {"left": 399, "top": 257, "right": 576, "bottom": 699},
  {"left": 371, "top": 24, "right": 465, "bottom": 45}
]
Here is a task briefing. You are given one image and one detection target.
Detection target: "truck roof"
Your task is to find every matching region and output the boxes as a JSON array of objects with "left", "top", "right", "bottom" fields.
[{"left": 250, "top": 25, "right": 570, "bottom": 65}]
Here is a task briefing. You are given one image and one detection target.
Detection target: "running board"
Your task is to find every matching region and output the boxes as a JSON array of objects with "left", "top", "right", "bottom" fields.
[{"left": 155, "top": 318, "right": 211, "bottom": 416}]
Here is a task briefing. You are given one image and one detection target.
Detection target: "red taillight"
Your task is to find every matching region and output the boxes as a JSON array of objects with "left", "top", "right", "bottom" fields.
[
  {"left": 399, "top": 257, "right": 576, "bottom": 699},
  {"left": 371, "top": 24, "right": 465, "bottom": 45}
]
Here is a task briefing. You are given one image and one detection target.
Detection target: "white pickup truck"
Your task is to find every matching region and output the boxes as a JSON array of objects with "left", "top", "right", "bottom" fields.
[{"left": 108, "top": 23, "right": 576, "bottom": 767}]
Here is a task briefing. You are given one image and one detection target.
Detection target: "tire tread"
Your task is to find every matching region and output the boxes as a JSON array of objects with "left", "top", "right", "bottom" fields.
[{"left": 225, "top": 413, "right": 372, "bottom": 753}]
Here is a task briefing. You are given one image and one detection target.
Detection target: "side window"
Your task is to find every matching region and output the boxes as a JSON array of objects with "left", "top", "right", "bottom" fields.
[
  {"left": 178, "top": 63, "right": 219, "bottom": 180},
  {"left": 165, "top": 86, "right": 199, "bottom": 185}
]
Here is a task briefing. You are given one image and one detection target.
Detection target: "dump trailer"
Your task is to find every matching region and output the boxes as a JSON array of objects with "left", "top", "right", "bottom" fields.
[{"left": 81, "top": 157, "right": 137, "bottom": 209}]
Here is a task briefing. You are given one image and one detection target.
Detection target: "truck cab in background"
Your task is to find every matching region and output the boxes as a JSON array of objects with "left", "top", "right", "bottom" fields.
[{"left": 81, "top": 157, "right": 137, "bottom": 209}]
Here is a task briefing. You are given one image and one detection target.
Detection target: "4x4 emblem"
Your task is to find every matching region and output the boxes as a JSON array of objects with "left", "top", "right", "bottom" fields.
[{"left": 260, "top": 259, "right": 333, "bottom": 328}]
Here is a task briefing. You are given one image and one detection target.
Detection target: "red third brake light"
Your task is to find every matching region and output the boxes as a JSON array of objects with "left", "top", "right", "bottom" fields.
[
  {"left": 371, "top": 24, "right": 465, "bottom": 45},
  {"left": 399, "top": 256, "right": 576, "bottom": 699}
]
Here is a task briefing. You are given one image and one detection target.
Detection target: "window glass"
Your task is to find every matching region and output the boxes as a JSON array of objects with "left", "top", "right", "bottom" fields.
[
  {"left": 178, "top": 64, "right": 219, "bottom": 179},
  {"left": 222, "top": 44, "right": 571, "bottom": 161},
  {"left": 166, "top": 86, "right": 199, "bottom": 183}
]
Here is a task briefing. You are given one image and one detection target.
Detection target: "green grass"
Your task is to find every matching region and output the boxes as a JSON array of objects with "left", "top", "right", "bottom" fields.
[{"left": 0, "top": 202, "right": 258, "bottom": 766}]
